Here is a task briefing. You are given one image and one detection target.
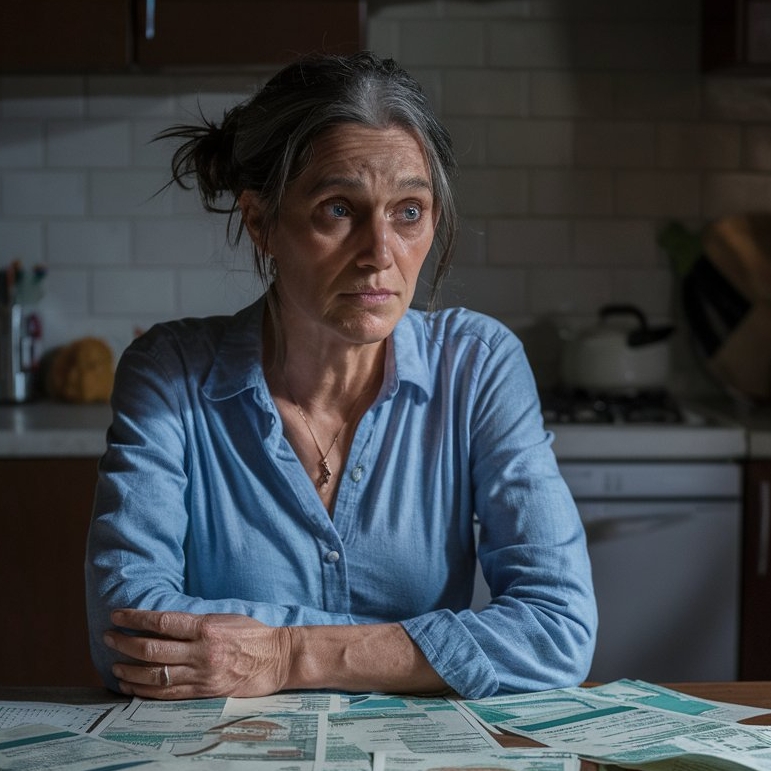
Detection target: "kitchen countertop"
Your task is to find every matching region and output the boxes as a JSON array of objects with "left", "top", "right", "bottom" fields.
[
  {"left": 2, "top": 397, "right": 771, "bottom": 460},
  {"left": 547, "top": 398, "right": 749, "bottom": 461},
  {"left": 0, "top": 401, "right": 111, "bottom": 458},
  {"left": 713, "top": 401, "right": 771, "bottom": 459},
  {"left": 681, "top": 396, "right": 771, "bottom": 459},
  {"left": 749, "top": 415, "right": 771, "bottom": 457}
]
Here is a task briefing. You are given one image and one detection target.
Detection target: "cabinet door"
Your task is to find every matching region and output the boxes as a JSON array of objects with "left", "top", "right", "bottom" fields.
[
  {"left": 0, "top": 1, "right": 131, "bottom": 72},
  {"left": 703, "top": 0, "right": 771, "bottom": 71},
  {"left": 741, "top": 460, "right": 771, "bottom": 679},
  {"left": 135, "top": 0, "right": 364, "bottom": 68},
  {"left": 747, "top": 0, "right": 771, "bottom": 63},
  {"left": 0, "top": 458, "right": 102, "bottom": 686}
]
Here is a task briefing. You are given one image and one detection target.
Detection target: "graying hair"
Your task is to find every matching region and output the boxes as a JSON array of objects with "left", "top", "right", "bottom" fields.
[{"left": 158, "top": 51, "right": 458, "bottom": 313}]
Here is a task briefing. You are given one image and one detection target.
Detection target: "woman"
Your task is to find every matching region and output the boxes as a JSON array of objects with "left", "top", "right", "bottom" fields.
[{"left": 85, "top": 52, "right": 596, "bottom": 701}]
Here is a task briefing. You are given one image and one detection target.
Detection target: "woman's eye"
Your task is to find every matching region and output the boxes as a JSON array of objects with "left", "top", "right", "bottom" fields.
[{"left": 402, "top": 205, "right": 421, "bottom": 222}]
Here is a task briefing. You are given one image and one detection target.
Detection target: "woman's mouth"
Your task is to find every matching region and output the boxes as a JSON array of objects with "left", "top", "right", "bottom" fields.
[{"left": 345, "top": 289, "right": 395, "bottom": 305}]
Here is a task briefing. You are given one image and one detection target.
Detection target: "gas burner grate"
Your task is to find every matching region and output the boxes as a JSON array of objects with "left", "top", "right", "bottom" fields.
[{"left": 540, "top": 389, "right": 683, "bottom": 425}]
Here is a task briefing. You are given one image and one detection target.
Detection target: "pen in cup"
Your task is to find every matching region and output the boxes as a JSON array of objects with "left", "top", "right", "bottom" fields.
[
  {"left": 2, "top": 261, "right": 47, "bottom": 306},
  {"left": 0, "top": 261, "right": 47, "bottom": 402}
]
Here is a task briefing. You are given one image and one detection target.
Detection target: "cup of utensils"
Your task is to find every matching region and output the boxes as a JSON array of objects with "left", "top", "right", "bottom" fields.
[{"left": 1, "top": 261, "right": 47, "bottom": 402}]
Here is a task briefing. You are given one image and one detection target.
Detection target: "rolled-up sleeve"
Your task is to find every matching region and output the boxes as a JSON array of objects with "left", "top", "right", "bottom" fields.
[{"left": 402, "top": 321, "right": 597, "bottom": 697}]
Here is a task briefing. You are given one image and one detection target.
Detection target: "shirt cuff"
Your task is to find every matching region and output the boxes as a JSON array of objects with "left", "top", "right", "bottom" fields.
[{"left": 401, "top": 609, "right": 499, "bottom": 699}]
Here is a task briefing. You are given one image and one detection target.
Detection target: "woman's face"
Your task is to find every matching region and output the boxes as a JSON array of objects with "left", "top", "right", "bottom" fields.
[{"left": 244, "top": 123, "right": 437, "bottom": 349}]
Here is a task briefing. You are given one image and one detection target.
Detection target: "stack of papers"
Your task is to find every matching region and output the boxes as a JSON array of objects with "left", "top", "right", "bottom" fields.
[
  {"left": 459, "top": 679, "right": 771, "bottom": 771},
  {"left": 0, "top": 680, "right": 769, "bottom": 770}
]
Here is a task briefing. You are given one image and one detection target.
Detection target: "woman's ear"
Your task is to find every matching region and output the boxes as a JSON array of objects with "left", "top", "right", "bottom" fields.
[{"left": 239, "top": 190, "right": 264, "bottom": 243}]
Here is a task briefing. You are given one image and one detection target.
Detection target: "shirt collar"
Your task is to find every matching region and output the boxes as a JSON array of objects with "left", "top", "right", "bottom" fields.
[
  {"left": 201, "top": 298, "right": 268, "bottom": 402},
  {"left": 388, "top": 310, "right": 432, "bottom": 399},
  {"left": 201, "top": 297, "right": 432, "bottom": 402}
]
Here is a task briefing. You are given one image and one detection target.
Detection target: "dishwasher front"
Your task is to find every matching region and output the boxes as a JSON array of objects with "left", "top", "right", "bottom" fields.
[
  {"left": 470, "top": 461, "right": 743, "bottom": 682},
  {"left": 562, "top": 461, "right": 743, "bottom": 683}
]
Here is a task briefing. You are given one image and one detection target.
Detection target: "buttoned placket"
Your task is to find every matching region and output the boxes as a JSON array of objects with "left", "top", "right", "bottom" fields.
[
  {"left": 314, "top": 404, "right": 381, "bottom": 611},
  {"left": 257, "top": 386, "right": 383, "bottom": 614}
]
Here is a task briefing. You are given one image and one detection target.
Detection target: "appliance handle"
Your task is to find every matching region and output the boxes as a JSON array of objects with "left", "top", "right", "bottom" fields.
[
  {"left": 758, "top": 481, "right": 770, "bottom": 577},
  {"left": 584, "top": 511, "right": 691, "bottom": 544},
  {"left": 145, "top": 0, "right": 156, "bottom": 39}
]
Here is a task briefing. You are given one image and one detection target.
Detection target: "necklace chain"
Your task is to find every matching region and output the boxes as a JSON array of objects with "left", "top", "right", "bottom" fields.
[
  {"left": 283, "top": 375, "right": 365, "bottom": 489},
  {"left": 293, "top": 403, "right": 343, "bottom": 487}
]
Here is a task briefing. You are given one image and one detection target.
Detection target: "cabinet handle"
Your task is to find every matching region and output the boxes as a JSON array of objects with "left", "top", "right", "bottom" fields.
[
  {"left": 758, "top": 480, "right": 770, "bottom": 577},
  {"left": 584, "top": 512, "right": 690, "bottom": 544},
  {"left": 145, "top": 0, "right": 156, "bottom": 39}
]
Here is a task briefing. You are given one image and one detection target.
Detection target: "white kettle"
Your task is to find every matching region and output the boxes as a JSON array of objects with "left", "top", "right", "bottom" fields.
[{"left": 560, "top": 305, "right": 674, "bottom": 392}]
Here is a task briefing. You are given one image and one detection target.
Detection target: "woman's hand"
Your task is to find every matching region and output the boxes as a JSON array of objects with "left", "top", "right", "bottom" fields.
[
  {"left": 103, "top": 608, "right": 293, "bottom": 699},
  {"left": 105, "top": 609, "right": 447, "bottom": 699}
]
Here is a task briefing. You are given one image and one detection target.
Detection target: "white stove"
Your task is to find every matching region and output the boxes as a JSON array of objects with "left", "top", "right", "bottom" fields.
[
  {"left": 542, "top": 389, "right": 745, "bottom": 462},
  {"left": 547, "top": 406, "right": 745, "bottom": 461}
]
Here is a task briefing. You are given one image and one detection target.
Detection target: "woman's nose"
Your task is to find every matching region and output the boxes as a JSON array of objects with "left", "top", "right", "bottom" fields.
[{"left": 356, "top": 215, "right": 394, "bottom": 269}]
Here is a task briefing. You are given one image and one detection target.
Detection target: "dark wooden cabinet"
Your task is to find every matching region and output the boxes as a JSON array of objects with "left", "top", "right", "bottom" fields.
[
  {"left": 703, "top": 0, "right": 771, "bottom": 71},
  {"left": 0, "top": 0, "right": 364, "bottom": 73},
  {"left": 740, "top": 459, "right": 771, "bottom": 679},
  {"left": 0, "top": 458, "right": 102, "bottom": 687},
  {"left": 0, "top": 1, "right": 132, "bottom": 72},
  {"left": 135, "top": 0, "right": 364, "bottom": 68}
]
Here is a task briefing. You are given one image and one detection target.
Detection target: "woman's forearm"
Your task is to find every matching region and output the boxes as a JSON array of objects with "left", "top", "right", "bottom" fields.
[
  {"left": 285, "top": 622, "right": 448, "bottom": 695},
  {"left": 102, "top": 609, "right": 448, "bottom": 699}
]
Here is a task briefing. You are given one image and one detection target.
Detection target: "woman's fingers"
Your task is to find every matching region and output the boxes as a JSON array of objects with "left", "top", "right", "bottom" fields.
[
  {"left": 110, "top": 608, "right": 201, "bottom": 639},
  {"left": 111, "top": 661, "right": 195, "bottom": 691},
  {"left": 103, "top": 628, "right": 189, "bottom": 665}
]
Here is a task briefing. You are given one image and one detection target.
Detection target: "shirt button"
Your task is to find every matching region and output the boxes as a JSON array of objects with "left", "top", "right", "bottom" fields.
[
  {"left": 351, "top": 465, "right": 363, "bottom": 482},
  {"left": 325, "top": 550, "right": 340, "bottom": 563}
]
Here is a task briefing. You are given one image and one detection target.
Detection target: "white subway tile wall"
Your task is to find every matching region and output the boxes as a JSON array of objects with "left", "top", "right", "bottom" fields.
[{"left": 0, "top": 0, "right": 769, "bottom": 394}]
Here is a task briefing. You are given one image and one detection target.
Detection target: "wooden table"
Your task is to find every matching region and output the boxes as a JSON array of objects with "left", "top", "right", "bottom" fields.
[
  {"left": 0, "top": 685, "right": 122, "bottom": 705},
  {"left": 1, "top": 682, "right": 770, "bottom": 711}
]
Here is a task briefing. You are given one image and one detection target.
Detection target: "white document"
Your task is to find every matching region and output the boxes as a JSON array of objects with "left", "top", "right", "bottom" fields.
[
  {"left": 87, "top": 692, "right": 497, "bottom": 766},
  {"left": 186, "top": 711, "right": 321, "bottom": 768},
  {"left": 325, "top": 696, "right": 499, "bottom": 761},
  {"left": 372, "top": 748, "right": 581, "bottom": 771},
  {"left": 0, "top": 722, "right": 188, "bottom": 770},
  {"left": 92, "top": 695, "right": 227, "bottom": 753},
  {"left": 11, "top": 684, "right": 766, "bottom": 771},
  {"left": 223, "top": 691, "right": 343, "bottom": 718},
  {"left": 587, "top": 680, "right": 771, "bottom": 723},
  {"left": 460, "top": 684, "right": 771, "bottom": 771},
  {"left": 0, "top": 701, "right": 122, "bottom": 733}
]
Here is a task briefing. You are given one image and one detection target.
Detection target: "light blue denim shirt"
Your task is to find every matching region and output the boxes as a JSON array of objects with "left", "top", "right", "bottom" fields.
[{"left": 85, "top": 298, "right": 596, "bottom": 698}]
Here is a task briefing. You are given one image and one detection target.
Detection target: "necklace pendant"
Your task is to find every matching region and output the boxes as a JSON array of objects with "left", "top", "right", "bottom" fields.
[{"left": 318, "top": 458, "right": 332, "bottom": 487}]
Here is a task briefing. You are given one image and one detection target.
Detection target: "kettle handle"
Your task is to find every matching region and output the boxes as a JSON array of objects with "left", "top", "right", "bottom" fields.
[
  {"left": 599, "top": 304, "right": 674, "bottom": 347},
  {"left": 599, "top": 304, "right": 648, "bottom": 329}
]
